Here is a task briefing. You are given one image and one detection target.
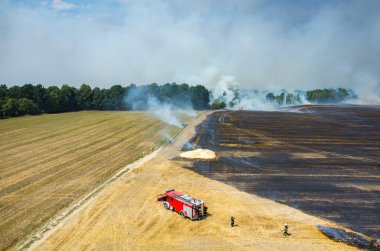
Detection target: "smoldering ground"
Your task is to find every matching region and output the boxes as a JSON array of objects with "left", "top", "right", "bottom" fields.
[{"left": 183, "top": 107, "right": 380, "bottom": 239}]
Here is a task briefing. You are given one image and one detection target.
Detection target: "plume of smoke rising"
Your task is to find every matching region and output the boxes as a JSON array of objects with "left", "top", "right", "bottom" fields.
[
  {"left": 349, "top": 81, "right": 380, "bottom": 105},
  {"left": 126, "top": 86, "right": 197, "bottom": 128},
  {"left": 207, "top": 74, "right": 286, "bottom": 111},
  {"left": 182, "top": 141, "right": 196, "bottom": 151},
  {"left": 180, "top": 109, "right": 198, "bottom": 118},
  {"left": 159, "top": 130, "right": 174, "bottom": 143},
  {"left": 147, "top": 96, "right": 183, "bottom": 128},
  {"left": 236, "top": 90, "right": 277, "bottom": 111},
  {"left": 207, "top": 72, "right": 360, "bottom": 111},
  {"left": 296, "top": 91, "right": 311, "bottom": 105}
]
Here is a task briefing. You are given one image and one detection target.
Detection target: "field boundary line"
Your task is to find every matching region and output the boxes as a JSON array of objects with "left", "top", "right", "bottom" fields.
[{"left": 19, "top": 147, "right": 163, "bottom": 251}]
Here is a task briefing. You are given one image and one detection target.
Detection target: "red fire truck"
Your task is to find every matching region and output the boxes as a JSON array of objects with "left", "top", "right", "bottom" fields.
[{"left": 157, "top": 189, "right": 208, "bottom": 220}]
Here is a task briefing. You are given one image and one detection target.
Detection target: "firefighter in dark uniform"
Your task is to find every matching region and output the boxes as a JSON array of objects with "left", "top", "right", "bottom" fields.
[
  {"left": 231, "top": 216, "right": 235, "bottom": 227},
  {"left": 284, "top": 223, "right": 289, "bottom": 236}
]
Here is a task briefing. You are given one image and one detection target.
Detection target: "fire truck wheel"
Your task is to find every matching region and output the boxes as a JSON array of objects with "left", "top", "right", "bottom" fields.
[
  {"left": 180, "top": 211, "right": 186, "bottom": 218},
  {"left": 163, "top": 202, "right": 170, "bottom": 210}
]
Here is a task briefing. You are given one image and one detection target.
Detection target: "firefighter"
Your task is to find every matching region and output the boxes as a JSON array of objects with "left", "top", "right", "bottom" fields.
[
  {"left": 230, "top": 216, "right": 235, "bottom": 227},
  {"left": 284, "top": 223, "right": 289, "bottom": 236}
]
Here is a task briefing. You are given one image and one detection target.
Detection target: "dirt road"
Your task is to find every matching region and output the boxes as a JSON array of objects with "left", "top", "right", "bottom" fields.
[{"left": 32, "top": 111, "right": 358, "bottom": 251}]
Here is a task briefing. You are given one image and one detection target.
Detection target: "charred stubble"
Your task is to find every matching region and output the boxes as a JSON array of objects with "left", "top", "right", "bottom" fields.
[{"left": 183, "top": 105, "right": 380, "bottom": 239}]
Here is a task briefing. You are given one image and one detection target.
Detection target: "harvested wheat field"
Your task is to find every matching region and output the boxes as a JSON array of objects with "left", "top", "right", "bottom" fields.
[
  {"left": 0, "top": 111, "right": 183, "bottom": 250},
  {"left": 29, "top": 112, "right": 359, "bottom": 251}
]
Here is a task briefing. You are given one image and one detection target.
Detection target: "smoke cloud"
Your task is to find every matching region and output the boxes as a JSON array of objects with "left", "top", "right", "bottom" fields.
[
  {"left": 126, "top": 86, "right": 196, "bottom": 128},
  {"left": 0, "top": 0, "right": 379, "bottom": 102},
  {"left": 147, "top": 97, "right": 183, "bottom": 128}
]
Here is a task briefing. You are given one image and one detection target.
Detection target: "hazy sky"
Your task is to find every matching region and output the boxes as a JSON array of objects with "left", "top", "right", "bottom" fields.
[{"left": 0, "top": 0, "right": 379, "bottom": 90}]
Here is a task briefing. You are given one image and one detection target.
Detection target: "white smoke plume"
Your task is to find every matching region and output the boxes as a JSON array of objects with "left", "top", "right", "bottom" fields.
[
  {"left": 147, "top": 96, "right": 183, "bottom": 128},
  {"left": 126, "top": 86, "right": 197, "bottom": 128},
  {"left": 349, "top": 82, "right": 380, "bottom": 105},
  {"left": 159, "top": 130, "right": 174, "bottom": 143},
  {"left": 208, "top": 73, "right": 313, "bottom": 111},
  {"left": 180, "top": 109, "right": 198, "bottom": 118},
  {"left": 206, "top": 67, "right": 365, "bottom": 111}
]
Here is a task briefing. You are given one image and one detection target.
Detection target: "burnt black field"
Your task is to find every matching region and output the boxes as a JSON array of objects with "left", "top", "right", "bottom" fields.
[{"left": 183, "top": 105, "right": 380, "bottom": 239}]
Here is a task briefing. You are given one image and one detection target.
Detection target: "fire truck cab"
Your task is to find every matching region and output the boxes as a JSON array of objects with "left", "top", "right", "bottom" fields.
[{"left": 157, "top": 189, "right": 207, "bottom": 220}]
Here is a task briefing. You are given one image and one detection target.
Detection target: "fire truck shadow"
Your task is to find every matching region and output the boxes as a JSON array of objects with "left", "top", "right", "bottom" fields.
[
  {"left": 203, "top": 212, "right": 213, "bottom": 219},
  {"left": 191, "top": 212, "right": 213, "bottom": 221}
]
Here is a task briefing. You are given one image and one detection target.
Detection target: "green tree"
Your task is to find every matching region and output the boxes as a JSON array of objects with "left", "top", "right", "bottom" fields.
[
  {"left": 7, "top": 85, "right": 22, "bottom": 99},
  {"left": 266, "top": 93, "right": 275, "bottom": 102},
  {"left": 76, "top": 84, "right": 93, "bottom": 110},
  {"left": 275, "top": 92, "right": 285, "bottom": 105},
  {"left": 0, "top": 85, "right": 7, "bottom": 116},
  {"left": 211, "top": 101, "right": 226, "bottom": 109},
  {"left": 19, "top": 84, "right": 35, "bottom": 100},
  {"left": 32, "top": 84, "right": 48, "bottom": 112},
  {"left": 147, "top": 83, "right": 159, "bottom": 97},
  {"left": 106, "top": 85, "right": 125, "bottom": 110},
  {"left": 0, "top": 99, "right": 4, "bottom": 118},
  {"left": 285, "top": 93, "right": 295, "bottom": 104},
  {"left": 2, "top": 98, "right": 19, "bottom": 117},
  {"left": 159, "top": 82, "right": 179, "bottom": 102},
  {"left": 179, "top": 83, "right": 189, "bottom": 94},
  {"left": 17, "top": 98, "right": 39, "bottom": 115},
  {"left": 190, "top": 85, "right": 210, "bottom": 109},
  {"left": 92, "top": 87, "right": 105, "bottom": 110},
  {"left": 46, "top": 86, "right": 62, "bottom": 113},
  {"left": 306, "top": 88, "right": 352, "bottom": 103},
  {"left": 60, "top": 84, "right": 78, "bottom": 111}
]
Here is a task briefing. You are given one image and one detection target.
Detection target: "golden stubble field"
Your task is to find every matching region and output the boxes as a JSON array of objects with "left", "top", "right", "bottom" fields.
[
  {"left": 0, "top": 111, "right": 181, "bottom": 250},
  {"left": 32, "top": 111, "right": 357, "bottom": 251}
]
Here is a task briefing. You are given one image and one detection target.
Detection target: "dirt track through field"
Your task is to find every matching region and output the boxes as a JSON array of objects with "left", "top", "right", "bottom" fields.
[
  {"left": 31, "top": 110, "right": 361, "bottom": 251},
  {"left": 21, "top": 147, "right": 162, "bottom": 250},
  {"left": 0, "top": 111, "right": 181, "bottom": 250}
]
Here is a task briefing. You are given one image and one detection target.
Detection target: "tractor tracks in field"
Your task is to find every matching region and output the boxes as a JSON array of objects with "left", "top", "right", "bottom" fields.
[
  {"left": 219, "top": 111, "right": 380, "bottom": 165},
  {"left": 226, "top": 123, "right": 379, "bottom": 164},
  {"left": 19, "top": 147, "right": 162, "bottom": 251}
]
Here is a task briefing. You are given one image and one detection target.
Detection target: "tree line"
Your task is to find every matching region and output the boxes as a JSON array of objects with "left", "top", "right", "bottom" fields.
[
  {"left": 265, "top": 88, "right": 356, "bottom": 105},
  {"left": 0, "top": 83, "right": 357, "bottom": 118},
  {"left": 0, "top": 83, "right": 210, "bottom": 118},
  {"left": 210, "top": 88, "right": 356, "bottom": 109}
]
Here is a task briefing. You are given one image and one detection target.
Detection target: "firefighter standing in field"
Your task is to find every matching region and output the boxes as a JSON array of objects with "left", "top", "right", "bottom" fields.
[
  {"left": 231, "top": 216, "right": 235, "bottom": 227},
  {"left": 284, "top": 223, "right": 289, "bottom": 236}
]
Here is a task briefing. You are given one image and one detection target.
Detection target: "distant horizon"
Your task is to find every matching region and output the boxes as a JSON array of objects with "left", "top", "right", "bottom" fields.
[{"left": 0, "top": 82, "right": 357, "bottom": 92}]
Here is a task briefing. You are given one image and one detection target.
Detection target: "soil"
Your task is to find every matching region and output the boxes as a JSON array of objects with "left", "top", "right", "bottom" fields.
[{"left": 29, "top": 109, "right": 362, "bottom": 250}]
